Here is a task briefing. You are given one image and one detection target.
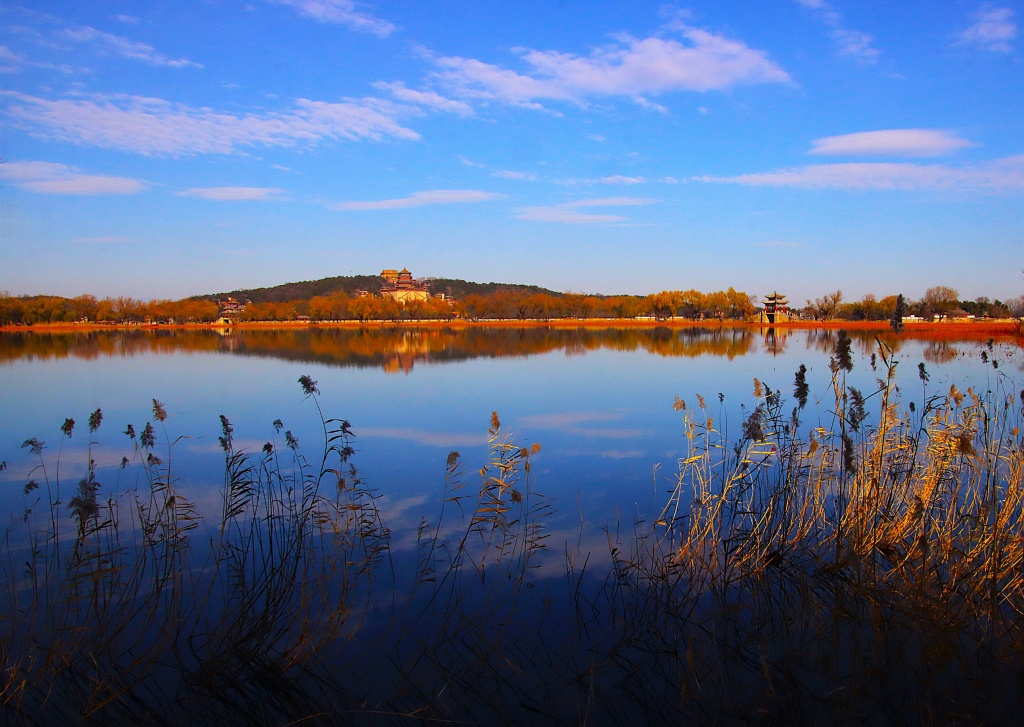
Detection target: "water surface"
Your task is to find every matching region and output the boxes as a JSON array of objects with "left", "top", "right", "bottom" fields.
[{"left": 1, "top": 326, "right": 1019, "bottom": 545}]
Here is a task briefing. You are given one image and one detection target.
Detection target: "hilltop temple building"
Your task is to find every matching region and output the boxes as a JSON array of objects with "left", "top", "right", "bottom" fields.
[{"left": 380, "top": 268, "right": 431, "bottom": 303}]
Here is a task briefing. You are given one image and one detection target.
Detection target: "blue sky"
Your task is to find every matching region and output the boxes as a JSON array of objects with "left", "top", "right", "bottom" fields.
[{"left": 1, "top": 1, "right": 1022, "bottom": 304}]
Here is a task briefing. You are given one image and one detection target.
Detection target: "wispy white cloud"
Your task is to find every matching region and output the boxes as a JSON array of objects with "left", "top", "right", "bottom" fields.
[
  {"left": 358, "top": 426, "right": 485, "bottom": 447},
  {"left": 595, "top": 449, "right": 647, "bottom": 459},
  {"left": 73, "top": 236, "right": 136, "bottom": 243},
  {"left": 373, "top": 81, "right": 472, "bottom": 115},
  {"left": 112, "top": 15, "right": 140, "bottom": 24},
  {"left": 757, "top": 240, "right": 802, "bottom": 248},
  {"left": 0, "top": 45, "right": 21, "bottom": 73},
  {"left": 957, "top": 6, "right": 1016, "bottom": 53},
  {"left": 566, "top": 197, "right": 658, "bottom": 207},
  {"left": 633, "top": 96, "right": 669, "bottom": 113},
  {"left": 2, "top": 91, "right": 420, "bottom": 156},
  {"left": 516, "top": 197, "right": 657, "bottom": 224},
  {"left": 810, "top": 129, "right": 975, "bottom": 157},
  {"left": 694, "top": 155, "right": 1024, "bottom": 192},
  {"left": 0, "top": 160, "right": 146, "bottom": 195},
  {"left": 0, "top": 44, "right": 76, "bottom": 74},
  {"left": 434, "top": 24, "right": 790, "bottom": 109},
  {"left": 832, "top": 28, "right": 879, "bottom": 61},
  {"left": 266, "top": 0, "right": 395, "bottom": 37},
  {"left": 559, "top": 175, "right": 678, "bottom": 186},
  {"left": 516, "top": 207, "right": 625, "bottom": 224},
  {"left": 493, "top": 170, "right": 536, "bottom": 181},
  {"left": 176, "top": 187, "right": 288, "bottom": 201},
  {"left": 62, "top": 26, "right": 202, "bottom": 68},
  {"left": 521, "top": 412, "right": 619, "bottom": 428},
  {"left": 599, "top": 175, "right": 646, "bottom": 184},
  {"left": 796, "top": 0, "right": 880, "bottom": 62},
  {"left": 334, "top": 189, "right": 505, "bottom": 210},
  {"left": 520, "top": 411, "right": 644, "bottom": 439}
]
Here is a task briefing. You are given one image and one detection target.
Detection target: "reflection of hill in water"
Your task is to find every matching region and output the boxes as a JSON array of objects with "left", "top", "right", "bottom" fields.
[
  {"left": 8, "top": 327, "right": 978, "bottom": 370},
  {"left": 1, "top": 327, "right": 764, "bottom": 369}
]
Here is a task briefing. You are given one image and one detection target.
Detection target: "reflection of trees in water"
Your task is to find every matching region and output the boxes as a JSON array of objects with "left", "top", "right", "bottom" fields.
[
  {"left": 1, "top": 327, "right": 758, "bottom": 368},
  {"left": 242, "top": 327, "right": 759, "bottom": 366},
  {"left": 923, "top": 341, "right": 960, "bottom": 364},
  {"left": 0, "top": 329, "right": 225, "bottom": 363},
  {"left": 803, "top": 329, "right": 907, "bottom": 357},
  {"left": 805, "top": 329, "right": 838, "bottom": 355},
  {"left": 3, "top": 326, "right": 992, "bottom": 370}
]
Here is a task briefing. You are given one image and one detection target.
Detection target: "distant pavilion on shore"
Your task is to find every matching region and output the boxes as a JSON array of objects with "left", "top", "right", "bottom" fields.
[{"left": 760, "top": 291, "right": 790, "bottom": 324}]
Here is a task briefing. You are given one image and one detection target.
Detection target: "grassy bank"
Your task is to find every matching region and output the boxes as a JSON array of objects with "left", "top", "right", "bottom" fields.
[{"left": 1, "top": 336, "right": 1022, "bottom": 724}]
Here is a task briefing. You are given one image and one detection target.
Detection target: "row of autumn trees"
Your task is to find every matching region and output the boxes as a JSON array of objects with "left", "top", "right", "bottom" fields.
[
  {"left": 3, "top": 285, "right": 1022, "bottom": 326},
  {"left": 0, "top": 287, "right": 760, "bottom": 325},
  {"left": 0, "top": 294, "right": 220, "bottom": 326},
  {"left": 458, "top": 288, "right": 757, "bottom": 321},
  {"left": 805, "top": 287, "right": 1024, "bottom": 322}
]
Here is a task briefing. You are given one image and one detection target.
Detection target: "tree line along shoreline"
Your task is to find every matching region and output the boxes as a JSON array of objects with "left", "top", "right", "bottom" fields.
[{"left": 1, "top": 282, "right": 1021, "bottom": 327}]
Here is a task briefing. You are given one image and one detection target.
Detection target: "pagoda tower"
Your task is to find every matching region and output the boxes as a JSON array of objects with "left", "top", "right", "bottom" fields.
[{"left": 761, "top": 291, "right": 789, "bottom": 324}]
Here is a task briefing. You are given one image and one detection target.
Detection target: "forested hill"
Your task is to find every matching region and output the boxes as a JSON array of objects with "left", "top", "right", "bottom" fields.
[
  {"left": 204, "top": 276, "right": 385, "bottom": 304},
  {"left": 424, "top": 278, "right": 563, "bottom": 300},
  {"left": 202, "top": 275, "right": 564, "bottom": 303}
]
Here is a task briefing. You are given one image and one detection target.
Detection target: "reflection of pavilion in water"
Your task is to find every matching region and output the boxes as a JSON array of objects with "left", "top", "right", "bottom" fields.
[
  {"left": 762, "top": 327, "right": 789, "bottom": 356},
  {"left": 382, "top": 331, "right": 436, "bottom": 374},
  {"left": 215, "top": 330, "right": 244, "bottom": 352}
]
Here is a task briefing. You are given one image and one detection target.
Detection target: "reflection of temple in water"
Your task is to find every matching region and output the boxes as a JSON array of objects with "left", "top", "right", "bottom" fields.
[
  {"left": 382, "top": 331, "right": 436, "bottom": 373},
  {"left": 762, "top": 327, "right": 789, "bottom": 356},
  {"left": 383, "top": 353, "right": 418, "bottom": 374}
]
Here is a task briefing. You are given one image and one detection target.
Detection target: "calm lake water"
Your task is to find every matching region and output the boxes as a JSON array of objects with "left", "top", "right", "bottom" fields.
[
  {"left": 2, "top": 326, "right": 1020, "bottom": 551},
  {"left": 3, "top": 325, "right": 1024, "bottom": 723}
]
